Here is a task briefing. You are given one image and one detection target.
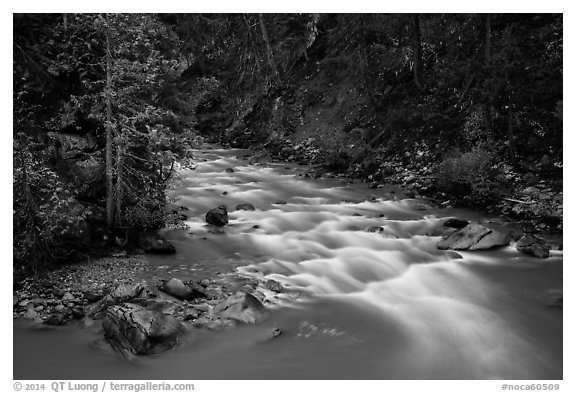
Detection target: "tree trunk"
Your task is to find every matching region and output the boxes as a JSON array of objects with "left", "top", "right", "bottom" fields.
[
  {"left": 484, "top": 14, "right": 491, "bottom": 64},
  {"left": 482, "top": 103, "right": 493, "bottom": 135},
  {"left": 242, "top": 14, "right": 263, "bottom": 75},
  {"left": 482, "top": 14, "right": 493, "bottom": 136},
  {"left": 105, "top": 14, "right": 115, "bottom": 230},
  {"left": 115, "top": 135, "right": 123, "bottom": 227},
  {"left": 507, "top": 105, "right": 518, "bottom": 167},
  {"left": 359, "top": 15, "right": 378, "bottom": 109},
  {"left": 258, "top": 14, "right": 279, "bottom": 83},
  {"left": 410, "top": 14, "right": 425, "bottom": 91}
]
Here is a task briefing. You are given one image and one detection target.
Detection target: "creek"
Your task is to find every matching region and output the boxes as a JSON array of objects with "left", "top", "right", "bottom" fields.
[{"left": 13, "top": 148, "right": 562, "bottom": 380}]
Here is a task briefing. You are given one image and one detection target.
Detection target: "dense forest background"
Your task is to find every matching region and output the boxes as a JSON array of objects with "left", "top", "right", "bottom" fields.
[{"left": 13, "top": 13, "right": 563, "bottom": 277}]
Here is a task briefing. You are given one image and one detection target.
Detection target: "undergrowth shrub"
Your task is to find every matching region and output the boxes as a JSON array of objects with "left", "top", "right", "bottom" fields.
[
  {"left": 436, "top": 146, "right": 502, "bottom": 206},
  {"left": 123, "top": 192, "right": 167, "bottom": 231},
  {"left": 13, "top": 135, "right": 92, "bottom": 275}
]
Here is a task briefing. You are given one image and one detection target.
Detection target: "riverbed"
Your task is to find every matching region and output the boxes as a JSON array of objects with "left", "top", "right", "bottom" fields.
[{"left": 13, "top": 148, "right": 563, "bottom": 380}]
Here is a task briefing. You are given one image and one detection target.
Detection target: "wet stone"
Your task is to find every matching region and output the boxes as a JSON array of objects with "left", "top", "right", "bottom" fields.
[
  {"left": 44, "top": 313, "right": 70, "bottom": 326},
  {"left": 437, "top": 224, "right": 508, "bottom": 251},
  {"left": 265, "top": 279, "right": 283, "bottom": 293},
  {"left": 366, "top": 225, "right": 384, "bottom": 233},
  {"left": 516, "top": 235, "right": 550, "bottom": 258},
  {"left": 205, "top": 205, "right": 229, "bottom": 226},
  {"left": 236, "top": 203, "right": 256, "bottom": 211},
  {"left": 443, "top": 218, "right": 469, "bottom": 229}
]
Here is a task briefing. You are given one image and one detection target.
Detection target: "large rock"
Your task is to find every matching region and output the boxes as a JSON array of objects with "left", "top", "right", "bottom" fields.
[
  {"left": 83, "top": 288, "right": 105, "bottom": 303},
  {"left": 158, "top": 278, "right": 206, "bottom": 301},
  {"left": 468, "top": 229, "right": 510, "bottom": 251},
  {"left": 44, "top": 311, "right": 72, "bottom": 326},
  {"left": 137, "top": 232, "right": 176, "bottom": 254},
  {"left": 516, "top": 235, "right": 550, "bottom": 258},
  {"left": 205, "top": 205, "right": 229, "bottom": 226},
  {"left": 213, "top": 292, "right": 266, "bottom": 324},
  {"left": 85, "top": 295, "right": 116, "bottom": 320},
  {"left": 443, "top": 218, "right": 469, "bottom": 229},
  {"left": 437, "top": 224, "right": 509, "bottom": 251},
  {"left": 110, "top": 283, "right": 145, "bottom": 302},
  {"left": 84, "top": 283, "right": 144, "bottom": 319},
  {"left": 103, "top": 303, "right": 184, "bottom": 355}
]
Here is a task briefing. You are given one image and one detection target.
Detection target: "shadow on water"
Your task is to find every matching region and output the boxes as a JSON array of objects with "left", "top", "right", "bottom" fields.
[{"left": 13, "top": 148, "right": 562, "bottom": 380}]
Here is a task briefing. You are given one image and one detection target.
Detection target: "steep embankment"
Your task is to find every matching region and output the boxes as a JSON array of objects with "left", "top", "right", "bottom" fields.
[{"left": 212, "top": 58, "right": 562, "bottom": 236}]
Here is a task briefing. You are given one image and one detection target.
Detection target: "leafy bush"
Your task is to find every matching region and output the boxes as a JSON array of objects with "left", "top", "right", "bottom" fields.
[
  {"left": 13, "top": 136, "right": 93, "bottom": 275},
  {"left": 123, "top": 191, "right": 167, "bottom": 231},
  {"left": 324, "top": 149, "right": 350, "bottom": 171},
  {"left": 436, "top": 146, "right": 502, "bottom": 206}
]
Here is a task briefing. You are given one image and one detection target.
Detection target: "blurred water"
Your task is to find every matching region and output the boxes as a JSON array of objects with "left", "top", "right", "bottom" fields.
[{"left": 13, "top": 148, "right": 562, "bottom": 380}]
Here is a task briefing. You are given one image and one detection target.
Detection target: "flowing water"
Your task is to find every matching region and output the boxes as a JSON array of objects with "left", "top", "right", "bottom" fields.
[{"left": 13, "top": 148, "right": 563, "bottom": 380}]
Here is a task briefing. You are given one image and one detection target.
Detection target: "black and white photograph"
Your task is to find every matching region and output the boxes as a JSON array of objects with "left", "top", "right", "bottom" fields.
[{"left": 10, "top": 3, "right": 567, "bottom": 388}]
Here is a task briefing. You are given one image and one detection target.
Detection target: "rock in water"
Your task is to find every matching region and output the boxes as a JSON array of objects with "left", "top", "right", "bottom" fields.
[
  {"left": 265, "top": 279, "right": 283, "bottom": 292},
  {"left": 85, "top": 295, "right": 116, "bottom": 320},
  {"left": 365, "top": 225, "right": 384, "bottom": 233},
  {"left": 516, "top": 235, "right": 550, "bottom": 258},
  {"left": 103, "top": 303, "right": 184, "bottom": 355},
  {"left": 443, "top": 218, "right": 469, "bottom": 229},
  {"left": 235, "top": 203, "right": 255, "bottom": 211},
  {"left": 437, "top": 224, "right": 509, "bottom": 251},
  {"left": 158, "top": 278, "right": 205, "bottom": 301},
  {"left": 44, "top": 312, "right": 71, "bottom": 326},
  {"left": 213, "top": 292, "right": 266, "bottom": 324},
  {"left": 137, "top": 232, "right": 176, "bottom": 254},
  {"left": 437, "top": 224, "right": 490, "bottom": 250},
  {"left": 468, "top": 230, "right": 510, "bottom": 251},
  {"left": 205, "top": 205, "right": 229, "bottom": 226}
]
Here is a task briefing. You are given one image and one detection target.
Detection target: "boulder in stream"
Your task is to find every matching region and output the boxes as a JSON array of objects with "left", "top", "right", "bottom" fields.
[
  {"left": 158, "top": 278, "right": 206, "bottom": 301},
  {"left": 213, "top": 291, "right": 266, "bottom": 324},
  {"left": 468, "top": 229, "right": 510, "bottom": 251},
  {"left": 205, "top": 205, "right": 229, "bottom": 226},
  {"left": 443, "top": 218, "right": 469, "bottom": 229},
  {"left": 437, "top": 224, "right": 509, "bottom": 251},
  {"left": 85, "top": 295, "right": 116, "bottom": 320},
  {"left": 236, "top": 203, "right": 255, "bottom": 211},
  {"left": 516, "top": 235, "right": 550, "bottom": 258},
  {"left": 103, "top": 303, "right": 185, "bottom": 356},
  {"left": 137, "top": 232, "right": 176, "bottom": 254}
]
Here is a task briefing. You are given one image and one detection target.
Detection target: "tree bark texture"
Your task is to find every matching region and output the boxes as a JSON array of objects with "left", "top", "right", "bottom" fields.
[
  {"left": 115, "top": 135, "right": 123, "bottom": 227},
  {"left": 258, "top": 14, "right": 279, "bottom": 82},
  {"left": 105, "top": 14, "right": 115, "bottom": 230},
  {"left": 410, "top": 14, "right": 425, "bottom": 91},
  {"left": 482, "top": 14, "right": 493, "bottom": 136}
]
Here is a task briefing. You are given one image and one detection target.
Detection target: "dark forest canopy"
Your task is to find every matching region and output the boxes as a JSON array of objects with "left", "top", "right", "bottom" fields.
[{"left": 13, "top": 13, "right": 562, "bottom": 275}]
